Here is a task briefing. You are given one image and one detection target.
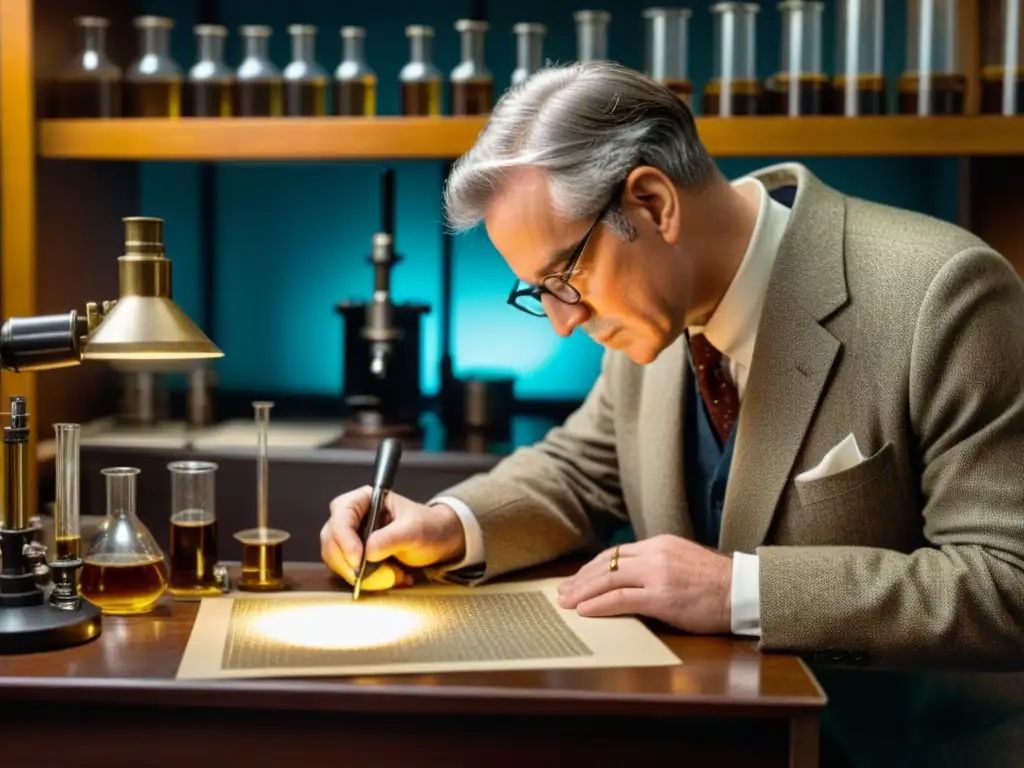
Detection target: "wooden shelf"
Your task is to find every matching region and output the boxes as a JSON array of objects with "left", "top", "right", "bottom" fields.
[{"left": 37, "top": 115, "right": 1024, "bottom": 161}]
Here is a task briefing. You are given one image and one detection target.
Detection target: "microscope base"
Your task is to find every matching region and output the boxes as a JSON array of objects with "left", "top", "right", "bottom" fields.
[{"left": 0, "top": 599, "right": 102, "bottom": 655}]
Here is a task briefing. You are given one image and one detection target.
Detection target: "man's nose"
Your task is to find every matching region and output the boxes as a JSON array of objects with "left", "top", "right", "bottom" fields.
[{"left": 543, "top": 296, "right": 591, "bottom": 337}]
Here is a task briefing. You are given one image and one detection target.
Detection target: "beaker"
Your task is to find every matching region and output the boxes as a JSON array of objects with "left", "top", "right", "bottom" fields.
[
  {"left": 704, "top": 2, "right": 761, "bottom": 116},
  {"left": 766, "top": 1, "right": 827, "bottom": 115},
  {"left": 899, "top": 0, "right": 964, "bottom": 115},
  {"left": 187, "top": 24, "right": 234, "bottom": 117},
  {"left": 981, "top": 0, "right": 1023, "bottom": 114},
  {"left": 53, "top": 424, "right": 82, "bottom": 564},
  {"left": 284, "top": 24, "right": 328, "bottom": 116},
  {"left": 54, "top": 16, "right": 122, "bottom": 117},
  {"left": 450, "top": 19, "right": 493, "bottom": 115},
  {"left": 80, "top": 467, "right": 168, "bottom": 615},
  {"left": 235, "top": 25, "right": 283, "bottom": 116},
  {"left": 335, "top": 26, "right": 377, "bottom": 116},
  {"left": 400, "top": 25, "right": 443, "bottom": 116},
  {"left": 574, "top": 10, "right": 611, "bottom": 62},
  {"left": 125, "top": 15, "right": 182, "bottom": 117},
  {"left": 511, "top": 23, "right": 546, "bottom": 86},
  {"left": 167, "top": 461, "right": 220, "bottom": 599},
  {"left": 643, "top": 7, "right": 693, "bottom": 104},
  {"left": 834, "top": 0, "right": 887, "bottom": 115}
]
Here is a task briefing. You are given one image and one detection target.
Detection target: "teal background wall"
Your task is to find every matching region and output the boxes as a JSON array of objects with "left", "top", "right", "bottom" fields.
[{"left": 138, "top": 0, "right": 960, "bottom": 402}]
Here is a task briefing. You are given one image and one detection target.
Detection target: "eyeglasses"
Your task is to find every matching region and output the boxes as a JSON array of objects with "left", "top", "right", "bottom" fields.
[{"left": 506, "top": 190, "right": 621, "bottom": 318}]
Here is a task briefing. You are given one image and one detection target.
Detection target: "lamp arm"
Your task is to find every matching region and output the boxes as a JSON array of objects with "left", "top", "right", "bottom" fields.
[{"left": 0, "top": 302, "right": 113, "bottom": 373}]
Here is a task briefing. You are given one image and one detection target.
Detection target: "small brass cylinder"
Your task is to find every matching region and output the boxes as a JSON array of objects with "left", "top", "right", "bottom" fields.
[{"left": 119, "top": 216, "right": 172, "bottom": 298}]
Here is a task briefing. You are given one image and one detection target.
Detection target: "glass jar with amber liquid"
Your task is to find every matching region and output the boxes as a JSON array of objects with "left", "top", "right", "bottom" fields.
[
  {"left": 765, "top": 1, "right": 829, "bottom": 116},
  {"left": 899, "top": 0, "right": 965, "bottom": 115},
  {"left": 833, "top": 0, "right": 887, "bottom": 115},
  {"left": 704, "top": 2, "right": 761, "bottom": 116},
  {"left": 643, "top": 7, "right": 693, "bottom": 106},
  {"left": 125, "top": 15, "right": 182, "bottom": 118},
  {"left": 574, "top": 10, "right": 611, "bottom": 62},
  {"left": 284, "top": 24, "right": 328, "bottom": 116},
  {"left": 54, "top": 16, "right": 122, "bottom": 118},
  {"left": 400, "top": 25, "right": 443, "bottom": 116},
  {"left": 187, "top": 24, "right": 234, "bottom": 117},
  {"left": 450, "top": 19, "right": 493, "bottom": 116},
  {"left": 80, "top": 467, "right": 169, "bottom": 615},
  {"left": 980, "top": 0, "right": 1023, "bottom": 114},
  {"left": 235, "top": 25, "right": 283, "bottom": 117},
  {"left": 335, "top": 26, "right": 377, "bottom": 116},
  {"left": 511, "top": 23, "right": 546, "bottom": 87}
]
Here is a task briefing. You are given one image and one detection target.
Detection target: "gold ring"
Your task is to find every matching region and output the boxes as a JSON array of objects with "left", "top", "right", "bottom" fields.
[{"left": 609, "top": 544, "right": 620, "bottom": 572}]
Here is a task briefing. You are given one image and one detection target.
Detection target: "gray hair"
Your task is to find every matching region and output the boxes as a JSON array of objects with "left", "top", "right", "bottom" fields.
[{"left": 443, "top": 61, "right": 718, "bottom": 239}]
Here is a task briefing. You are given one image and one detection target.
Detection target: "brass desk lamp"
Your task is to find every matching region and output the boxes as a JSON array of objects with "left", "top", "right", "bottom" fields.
[{"left": 0, "top": 217, "right": 223, "bottom": 654}]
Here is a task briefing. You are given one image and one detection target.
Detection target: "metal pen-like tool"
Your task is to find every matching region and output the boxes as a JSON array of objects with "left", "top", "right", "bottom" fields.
[{"left": 352, "top": 437, "right": 403, "bottom": 600}]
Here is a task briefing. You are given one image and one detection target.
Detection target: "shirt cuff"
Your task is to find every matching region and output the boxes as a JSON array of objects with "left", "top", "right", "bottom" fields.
[
  {"left": 731, "top": 551, "right": 762, "bottom": 637},
  {"left": 429, "top": 496, "right": 486, "bottom": 570}
]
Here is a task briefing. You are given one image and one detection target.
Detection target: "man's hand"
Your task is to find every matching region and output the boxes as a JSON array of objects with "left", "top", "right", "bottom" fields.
[
  {"left": 320, "top": 486, "right": 467, "bottom": 592},
  {"left": 556, "top": 534, "right": 733, "bottom": 635}
]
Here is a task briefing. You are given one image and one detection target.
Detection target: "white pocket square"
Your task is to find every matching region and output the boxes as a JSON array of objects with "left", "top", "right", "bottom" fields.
[{"left": 795, "top": 433, "right": 866, "bottom": 483}]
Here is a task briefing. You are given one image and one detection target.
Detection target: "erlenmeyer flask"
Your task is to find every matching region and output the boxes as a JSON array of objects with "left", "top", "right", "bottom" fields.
[{"left": 81, "top": 467, "right": 169, "bottom": 615}]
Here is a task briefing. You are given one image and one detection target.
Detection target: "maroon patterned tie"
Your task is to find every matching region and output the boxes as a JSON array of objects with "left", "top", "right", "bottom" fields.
[{"left": 689, "top": 332, "right": 739, "bottom": 444}]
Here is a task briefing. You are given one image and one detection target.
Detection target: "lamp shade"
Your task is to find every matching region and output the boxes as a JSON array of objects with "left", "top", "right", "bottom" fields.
[{"left": 81, "top": 295, "right": 223, "bottom": 361}]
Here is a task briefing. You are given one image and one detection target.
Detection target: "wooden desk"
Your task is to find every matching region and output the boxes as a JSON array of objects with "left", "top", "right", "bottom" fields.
[{"left": 0, "top": 563, "right": 826, "bottom": 767}]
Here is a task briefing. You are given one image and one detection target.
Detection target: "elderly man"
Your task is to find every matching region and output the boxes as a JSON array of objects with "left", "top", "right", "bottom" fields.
[{"left": 322, "top": 62, "right": 1024, "bottom": 766}]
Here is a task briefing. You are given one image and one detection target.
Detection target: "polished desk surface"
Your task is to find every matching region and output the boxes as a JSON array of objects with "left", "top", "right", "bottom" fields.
[{"left": 0, "top": 562, "right": 825, "bottom": 721}]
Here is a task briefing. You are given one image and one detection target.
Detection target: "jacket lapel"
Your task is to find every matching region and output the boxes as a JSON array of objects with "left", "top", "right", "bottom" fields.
[{"left": 718, "top": 163, "right": 848, "bottom": 553}]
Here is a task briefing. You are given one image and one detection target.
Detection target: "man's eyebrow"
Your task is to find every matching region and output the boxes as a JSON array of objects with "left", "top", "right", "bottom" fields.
[{"left": 531, "top": 247, "right": 575, "bottom": 283}]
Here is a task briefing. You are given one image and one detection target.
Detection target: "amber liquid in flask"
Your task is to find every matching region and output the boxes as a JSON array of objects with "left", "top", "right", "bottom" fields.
[
  {"left": 56, "top": 535, "right": 82, "bottom": 560},
  {"left": 401, "top": 80, "right": 442, "bottom": 115},
  {"left": 898, "top": 72, "right": 966, "bottom": 115},
  {"left": 450, "top": 80, "right": 491, "bottom": 115},
  {"left": 169, "top": 511, "right": 219, "bottom": 596},
  {"left": 702, "top": 78, "right": 761, "bottom": 116},
  {"left": 981, "top": 66, "right": 1024, "bottom": 115},
  {"left": 335, "top": 76, "right": 376, "bottom": 115},
  {"left": 240, "top": 537, "right": 285, "bottom": 590},
  {"left": 765, "top": 73, "right": 830, "bottom": 115},
  {"left": 80, "top": 553, "right": 169, "bottom": 615},
  {"left": 188, "top": 81, "right": 232, "bottom": 117},
  {"left": 58, "top": 78, "right": 121, "bottom": 117},
  {"left": 285, "top": 80, "right": 326, "bottom": 116},
  {"left": 831, "top": 74, "right": 887, "bottom": 115},
  {"left": 126, "top": 79, "right": 182, "bottom": 117},
  {"left": 235, "top": 80, "right": 282, "bottom": 116}
]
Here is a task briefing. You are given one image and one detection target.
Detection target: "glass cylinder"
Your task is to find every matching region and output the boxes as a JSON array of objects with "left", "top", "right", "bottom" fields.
[
  {"left": 53, "top": 424, "right": 81, "bottom": 563},
  {"left": 574, "top": 10, "right": 611, "bottom": 62},
  {"left": 981, "top": 0, "right": 1023, "bottom": 114},
  {"left": 235, "top": 25, "right": 283, "bottom": 117},
  {"left": 899, "top": 0, "right": 964, "bottom": 115},
  {"left": 511, "top": 23, "right": 546, "bottom": 86},
  {"left": 335, "top": 26, "right": 377, "bottom": 116},
  {"left": 450, "top": 19, "right": 493, "bottom": 115},
  {"left": 643, "top": 8, "right": 693, "bottom": 104},
  {"left": 284, "top": 24, "right": 328, "bottom": 116},
  {"left": 766, "top": 1, "right": 827, "bottom": 115},
  {"left": 80, "top": 467, "right": 168, "bottom": 615},
  {"left": 400, "top": 25, "right": 443, "bottom": 116},
  {"left": 168, "top": 460, "right": 220, "bottom": 599},
  {"left": 54, "top": 16, "right": 122, "bottom": 117},
  {"left": 187, "top": 24, "right": 234, "bottom": 117},
  {"left": 125, "top": 16, "right": 182, "bottom": 118},
  {"left": 834, "top": 0, "right": 887, "bottom": 115},
  {"left": 704, "top": 2, "right": 761, "bottom": 116}
]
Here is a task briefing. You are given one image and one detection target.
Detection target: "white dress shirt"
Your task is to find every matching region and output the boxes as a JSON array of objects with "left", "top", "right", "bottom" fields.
[{"left": 433, "top": 175, "right": 792, "bottom": 639}]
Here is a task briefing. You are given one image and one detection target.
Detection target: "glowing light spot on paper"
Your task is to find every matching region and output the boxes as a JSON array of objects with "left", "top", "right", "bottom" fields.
[{"left": 249, "top": 603, "right": 426, "bottom": 650}]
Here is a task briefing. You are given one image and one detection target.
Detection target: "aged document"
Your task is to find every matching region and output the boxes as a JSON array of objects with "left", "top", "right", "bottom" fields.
[{"left": 176, "top": 577, "right": 682, "bottom": 680}]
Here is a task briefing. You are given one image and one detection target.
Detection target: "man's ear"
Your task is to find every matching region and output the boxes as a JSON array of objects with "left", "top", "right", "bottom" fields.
[{"left": 623, "top": 166, "right": 679, "bottom": 243}]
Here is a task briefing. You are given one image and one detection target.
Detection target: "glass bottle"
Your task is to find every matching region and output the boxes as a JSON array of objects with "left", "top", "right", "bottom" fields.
[
  {"left": 834, "top": 0, "right": 887, "bottom": 115},
  {"left": 766, "top": 1, "right": 827, "bottom": 115},
  {"left": 643, "top": 7, "right": 693, "bottom": 105},
  {"left": 235, "top": 25, "right": 283, "bottom": 117},
  {"left": 335, "top": 26, "right": 377, "bottom": 116},
  {"left": 80, "top": 467, "right": 169, "bottom": 615},
  {"left": 400, "top": 25, "right": 443, "bottom": 116},
  {"left": 703, "top": 2, "right": 761, "bottom": 116},
  {"left": 450, "top": 20, "right": 493, "bottom": 115},
  {"left": 284, "top": 24, "right": 328, "bottom": 116},
  {"left": 54, "top": 16, "right": 122, "bottom": 117},
  {"left": 125, "top": 15, "right": 182, "bottom": 118},
  {"left": 899, "top": 0, "right": 964, "bottom": 115},
  {"left": 980, "top": 0, "right": 1023, "bottom": 114},
  {"left": 574, "top": 10, "right": 611, "bottom": 62},
  {"left": 511, "top": 23, "right": 546, "bottom": 86},
  {"left": 187, "top": 24, "right": 234, "bottom": 117}
]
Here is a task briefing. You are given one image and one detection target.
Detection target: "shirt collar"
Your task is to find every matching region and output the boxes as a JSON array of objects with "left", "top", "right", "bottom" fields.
[{"left": 687, "top": 176, "right": 792, "bottom": 369}]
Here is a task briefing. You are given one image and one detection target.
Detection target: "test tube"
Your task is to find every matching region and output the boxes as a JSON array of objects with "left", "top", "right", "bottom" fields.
[
  {"left": 54, "top": 424, "right": 82, "bottom": 564},
  {"left": 765, "top": 1, "right": 827, "bottom": 115},
  {"left": 450, "top": 19, "right": 493, "bottom": 115},
  {"left": 834, "top": 0, "right": 887, "bottom": 115},
  {"left": 899, "top": 0, "right": 964, "bottom": 115},
  {"left": 704, "top": 2, "right": 761, "bottom": 116},
  {"left": 511, "top": 23, "right": 546, "bottom": 86},
  {"left": 981, "top": 0, "right": 1023, "bottom": 114},
  {"left": 574, "top": 10, "right": 611, "bottom": 62},
  {"left": 643, "top": 8, "right": 693, "bottom": 105},
  {"left": 168, "top": 460, "right": 220, "bottom": 599}
]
